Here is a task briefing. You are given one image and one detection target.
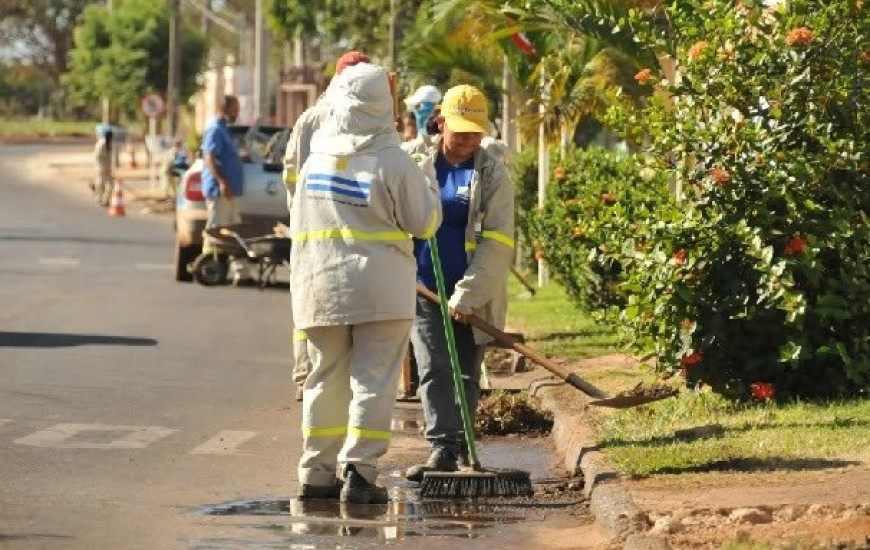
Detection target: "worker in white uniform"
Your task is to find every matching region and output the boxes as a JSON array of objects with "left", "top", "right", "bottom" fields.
[
  {"left": 283, "top": 51, "right": 371, "bottom": 402},
  {"left": 289, "top": 62, "right": 442, "bottom": 504}
]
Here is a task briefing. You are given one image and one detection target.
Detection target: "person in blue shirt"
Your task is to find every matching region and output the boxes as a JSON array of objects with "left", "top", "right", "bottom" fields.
[
  {"left": 402, "top": 85, "right": 515, "bottom": 482},
  {"left": 201, "top": 95, "right": 244, "bottom": 254}
]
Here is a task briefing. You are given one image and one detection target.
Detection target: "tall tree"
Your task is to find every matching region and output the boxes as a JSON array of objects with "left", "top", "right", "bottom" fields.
[
  {"left": 63, "top": 0, "right": 208, "bottom": 121},
  {"left": 0, "top": 0, "right": 90, "bottom": 89}
]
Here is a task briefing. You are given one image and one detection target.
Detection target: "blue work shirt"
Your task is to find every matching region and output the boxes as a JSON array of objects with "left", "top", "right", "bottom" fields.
[
  {"left": 201, "top": 116, "right": 244, "bottom": 198},
  {"left": 415, "top": 153, "right": 473, "bottom": 296}
]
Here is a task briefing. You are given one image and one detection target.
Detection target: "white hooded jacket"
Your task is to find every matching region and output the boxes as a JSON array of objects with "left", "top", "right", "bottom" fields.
[{"left": 289, "top": 63, "right": 442, "bottom": 329}]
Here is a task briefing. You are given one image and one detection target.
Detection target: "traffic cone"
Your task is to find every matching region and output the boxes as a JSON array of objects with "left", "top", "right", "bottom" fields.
[{"left": 108, "top": 179, "right": 126, "bottom": 217}]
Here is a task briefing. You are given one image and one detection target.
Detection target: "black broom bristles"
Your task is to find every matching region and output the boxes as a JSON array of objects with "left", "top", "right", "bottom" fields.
[{"left": 419, "top": 469, "right": 533, "bottom": 498}]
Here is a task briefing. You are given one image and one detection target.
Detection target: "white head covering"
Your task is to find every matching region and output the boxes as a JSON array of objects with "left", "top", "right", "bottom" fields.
[
  {"left": 312, "top": 63, "right": 399, "bottom": 155},
  {"left": 403, "top": 85, "right": 442, "bottom": 107}
]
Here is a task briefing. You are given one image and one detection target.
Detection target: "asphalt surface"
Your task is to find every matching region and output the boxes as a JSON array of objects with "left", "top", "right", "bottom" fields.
[{"left": 0, "top": 143, "right": 611, "bottom": 550}]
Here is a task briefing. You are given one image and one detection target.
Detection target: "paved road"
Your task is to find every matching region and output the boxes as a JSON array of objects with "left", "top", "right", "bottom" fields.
[
  {"left": 0, "top": 144, "right": 603, "bottom": 550},
  {"left": 0, "top": 144, "right": 302, "bottom": 549}
]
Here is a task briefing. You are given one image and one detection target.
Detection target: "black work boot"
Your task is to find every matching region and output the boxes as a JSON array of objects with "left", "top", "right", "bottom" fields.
[
  {"left": 340, "top": 465, "right": 389, "bottom": 504},
  {"left": 405, "top": 448, "right": 459, "bottom": 483},
  {"left": 298, "top": 479, "right": 342, "bottom": 500}
]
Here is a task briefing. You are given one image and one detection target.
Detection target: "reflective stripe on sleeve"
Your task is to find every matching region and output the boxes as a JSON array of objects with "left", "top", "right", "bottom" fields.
[
  {"left": 420, "top": 210, "right": 440, "bottom": 240},
  {"left": 293, "top": 228, "right": 410, "bottom": 242},
  {"left": 293, "top": 330, "right": 308, "bottom": 341},
  {"left": 481, "top": 230, "right": 515, "bottom": 248},
  {"left": 283, "top": 170, "right": 297, "bottom": 185}
]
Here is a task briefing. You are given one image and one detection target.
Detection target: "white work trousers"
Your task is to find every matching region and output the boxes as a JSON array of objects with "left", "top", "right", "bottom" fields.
[{"left": 298, "top": 319, "right": 411, "bottom": 486}]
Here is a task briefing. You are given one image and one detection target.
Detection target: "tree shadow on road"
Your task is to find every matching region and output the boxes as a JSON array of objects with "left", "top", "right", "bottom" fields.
[{"left": 0, "top": 331, "right": 157, "bottom": 348}]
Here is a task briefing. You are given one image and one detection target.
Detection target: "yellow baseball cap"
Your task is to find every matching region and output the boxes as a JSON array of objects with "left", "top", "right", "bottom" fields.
[{"left": 441, "top": 85, "right": 488, "bottom": 134}]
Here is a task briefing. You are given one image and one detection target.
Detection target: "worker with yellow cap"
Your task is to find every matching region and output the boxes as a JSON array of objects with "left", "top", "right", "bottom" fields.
[{"left": 402, "top": 85, "right": 515, "bottom": 481}]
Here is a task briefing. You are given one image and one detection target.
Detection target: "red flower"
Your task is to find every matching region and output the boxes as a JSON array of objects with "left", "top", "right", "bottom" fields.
[
  {"left": 783, "top": 236, "right": 808, "bottom": 256},
  {"left": 681, "top": 351, "right": 703, "bottom": 367},
  {"left": 601, "top": 192, "right": 617, "bottom": 205},
  {"left": 687, "top": 41, "right": 709, "bottom": 60},
  {"left": 680, "top": 318, "right": 694, "bottom": 330},
  {"left": 786, "top": 27, "right": 813, "bottom": 47},
  {"left": 672, "top": 248, "right": 687, "bottom": 265},
  {"left": 534, "top": 250, "right": 545, "bottom": 261},
  {"left": 634, "top": 68, "right": 653, "bottom": 85},
  {"left": 750, "top": 382, "right": 776, "bottom": 401},
  {"left": 554, "top": 166, "right": 565, "bottom": 180},
  {"left": 710, "top": 168, "right": 731, "bottom": 186}
]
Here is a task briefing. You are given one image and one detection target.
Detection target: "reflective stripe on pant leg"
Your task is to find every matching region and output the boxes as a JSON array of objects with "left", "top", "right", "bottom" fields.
[
  {"left": 298, "top": 325, "right": 353, "bottom": 486},
  {"left": 339, "top": 319, "right": 412, "bottom": 484}
]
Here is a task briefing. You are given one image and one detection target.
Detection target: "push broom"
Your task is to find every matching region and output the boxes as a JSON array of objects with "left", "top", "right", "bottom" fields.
[{"left": 419, "top": 237, "right": 533, "bottom": 498}]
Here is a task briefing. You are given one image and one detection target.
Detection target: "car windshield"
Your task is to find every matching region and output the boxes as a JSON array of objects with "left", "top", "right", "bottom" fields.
[{"left": 229, "top": 126, "right": 284, "bottom": 163}]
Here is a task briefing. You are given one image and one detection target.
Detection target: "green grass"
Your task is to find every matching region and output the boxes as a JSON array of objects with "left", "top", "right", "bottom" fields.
[
  {"left": 593, "top": 390, "right": 870, "bottom": 477},
  {"left": 0, "top": 119, "right": 101, "bottom": 138},
  {"left": 505, "top": 275, "right": 870, "bottom": 479},
  {"left": 505, "top": 273, "right": 622, "bottom": 358}
]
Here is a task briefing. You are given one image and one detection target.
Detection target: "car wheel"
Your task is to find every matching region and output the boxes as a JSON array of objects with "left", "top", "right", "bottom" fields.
[
  {"left": 175, "top": 243, "right": 199, "bottom": 282},
  {"left": 192, "top": 253, "right": 228, "bottom": 286}
]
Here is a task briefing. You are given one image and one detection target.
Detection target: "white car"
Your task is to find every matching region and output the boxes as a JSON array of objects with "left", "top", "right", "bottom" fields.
[{"left": 173, "top": 125, "right": 290, "bottom": 282}]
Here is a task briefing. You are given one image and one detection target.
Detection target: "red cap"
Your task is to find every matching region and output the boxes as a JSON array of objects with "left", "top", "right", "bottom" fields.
[{"left": 335, "top": 51, "right": 370, "bottom": 74}]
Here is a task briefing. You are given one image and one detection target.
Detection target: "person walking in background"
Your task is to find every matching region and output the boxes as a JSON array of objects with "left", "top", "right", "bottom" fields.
[
  {"left": 201, "top": 95, "right": 243, "bottom": 255},
  {"left": 282, "top": 50, "right": 371, "bottom": 403},
  {"left": 93, "top": 127, "right": 114, "bottom": 206},
  {"left": 403, "top": 84, "right": 515, "bottom": 482},
  {"left": 289, "top": 62, "right": 441, "bottom": 504}
]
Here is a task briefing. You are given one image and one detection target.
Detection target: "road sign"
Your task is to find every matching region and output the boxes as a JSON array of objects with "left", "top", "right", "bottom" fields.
[{"left": 140, "top": 92, "right": 166, "bottom": 119}]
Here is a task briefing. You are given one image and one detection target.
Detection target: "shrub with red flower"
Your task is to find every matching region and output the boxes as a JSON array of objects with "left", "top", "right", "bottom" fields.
[
  {"left": 672, "top": 248, "right": 686, "bottom": 265},
  {"left": 786, "top": 27, "right": 813, "bottom": 47},
  {"left": 783, "top": 236, "right": 808, "bottom": 256},
  {"left": 687, "top": 41, "right": 709, "bottom": 60},
  {"left": 750, "top": 382, "right": 776, "bottom": 401},
  {"left": 710, "top": 167, "right": 731, "bottom": 186},
  {"left": 681, "top": 350, "right": 703, "bottom": 367},
  {"left": 634, "top": 68, "right": 653, "bottom": 85}
]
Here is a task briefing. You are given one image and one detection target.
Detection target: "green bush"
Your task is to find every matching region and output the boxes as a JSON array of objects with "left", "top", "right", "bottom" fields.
[
  {"left": 530, "top": 0, "right": 870, "bottom": 400},
  {"left": 528, "top": 147, "right": 674, "bottom": 312},
  {"left": 607, "top": 0, "right": 870, "bottom": 399}
]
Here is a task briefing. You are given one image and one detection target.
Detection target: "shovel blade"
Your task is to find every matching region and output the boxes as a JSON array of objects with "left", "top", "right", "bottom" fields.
[{"left": 588, "top": 390, "right": 678, "bottom": 409}]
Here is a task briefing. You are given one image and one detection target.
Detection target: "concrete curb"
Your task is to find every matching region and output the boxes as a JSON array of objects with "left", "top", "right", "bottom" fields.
[{"left": 530, "top": 380, "right": 672, "bottom": 550}]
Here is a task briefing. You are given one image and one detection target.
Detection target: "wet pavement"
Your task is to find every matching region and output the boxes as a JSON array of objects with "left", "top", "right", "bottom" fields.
[{"left": 187, "top": 402, "right": 593, "bottom": 550}]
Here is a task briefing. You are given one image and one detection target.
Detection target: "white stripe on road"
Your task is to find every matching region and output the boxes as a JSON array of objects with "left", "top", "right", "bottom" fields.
[
  {"left": 38, "top": 257, "right": 81, "bottom": 267},
  {"left": 14, "top": 423, "right": 176, "bottom": 449},
  {"left": 135, "top": 263, "right": 173, "bottom": 270},
  {"left": 189, "top": 430, "right": 258, "bottom": 455}
]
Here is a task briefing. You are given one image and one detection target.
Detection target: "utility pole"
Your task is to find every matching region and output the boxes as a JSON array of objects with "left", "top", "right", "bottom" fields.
[
  {"left": 102, "top": 0, "right": 113, "bottom": 123},
  {"left": 167, "top": 0, "right": 181, "bottom": 136},
  {"left": 388, "top": 0, "right": 397, "bottom": 70},
  {"left": 253, "top": 0, "right": 268, "bottom": 122}
]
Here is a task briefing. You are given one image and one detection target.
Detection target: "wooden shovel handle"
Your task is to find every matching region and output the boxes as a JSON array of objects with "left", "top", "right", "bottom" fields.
[{"left": 415, "top": 284, "right": 608, "bottom": 399}]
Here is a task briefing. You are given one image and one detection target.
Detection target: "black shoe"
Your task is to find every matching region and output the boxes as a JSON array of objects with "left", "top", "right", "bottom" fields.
[
  {"left": 298, "top": 480, "right": 342, "bottom": 500},
  {"left": 405, "top": 448, "right": 459, "bottom": 483},
  {"left": 340, "top": 465, "right": 389, "bottom": 504}
]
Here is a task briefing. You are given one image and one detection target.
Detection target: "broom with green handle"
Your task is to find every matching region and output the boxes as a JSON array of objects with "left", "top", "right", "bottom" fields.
[{"left": 419, "top": 237, "right": 533, "bottom": 498}]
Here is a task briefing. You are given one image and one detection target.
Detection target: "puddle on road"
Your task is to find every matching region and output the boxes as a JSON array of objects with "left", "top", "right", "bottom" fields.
[
  {"left": 189, "top": 407, "right": 578, "bottom": 548},
  {"left": 192, "top": 489, "right": 581, "bottom": 549}
]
